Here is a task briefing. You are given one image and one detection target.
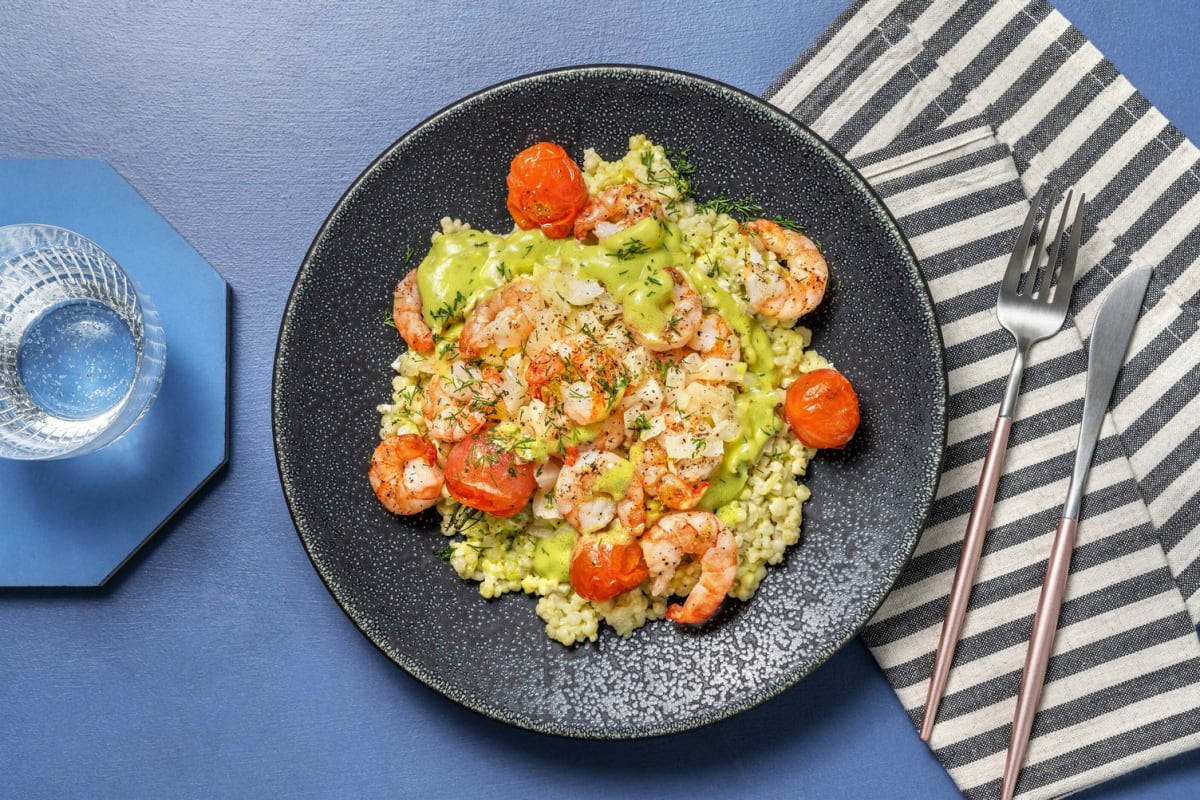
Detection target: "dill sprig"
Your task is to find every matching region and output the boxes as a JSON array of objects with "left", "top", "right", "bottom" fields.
[
  {"left": 770, "top": 216, "right": 805, "bottom": 233},
  {"left": 660, "top": 146, "right": 698, "bottom": 199},
  {"left": 641, "top": 144, "right": 699, "bottom": 213},
  {"left": 695, "top": 194, "right": 763, "bottom": 221},
  {"left": 651, "top": 142, "right": 818, "bottom": 238}
]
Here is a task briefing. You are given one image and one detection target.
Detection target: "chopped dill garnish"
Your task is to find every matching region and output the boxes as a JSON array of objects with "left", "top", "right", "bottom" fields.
[
  {"left": 430, "top": 290, "right": 467, "bottom": 322},
  {"left": 609, "top": 238, "right": 649, "bottom": 260}
]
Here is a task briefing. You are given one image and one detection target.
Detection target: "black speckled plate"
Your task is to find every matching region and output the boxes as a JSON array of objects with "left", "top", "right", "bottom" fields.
[{"left": 273, "top": 65, "right": 946, "bottom": 739}]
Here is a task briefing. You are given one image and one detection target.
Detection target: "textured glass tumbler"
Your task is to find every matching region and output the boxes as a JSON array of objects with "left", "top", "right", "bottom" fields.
[{"left": 0, "top": 224, "right": 166, "bottom": 459}]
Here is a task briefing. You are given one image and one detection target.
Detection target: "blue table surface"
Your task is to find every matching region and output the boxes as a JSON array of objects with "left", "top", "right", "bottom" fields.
[{"left": 3, "top": 2, "right": 1197, "bottom": 798}]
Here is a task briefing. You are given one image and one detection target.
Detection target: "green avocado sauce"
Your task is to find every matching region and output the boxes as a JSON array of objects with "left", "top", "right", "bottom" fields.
[
  {"left": 414, "top": 216, "right": 782, "bottom": 509},
  {"left": 692, "top": 288, "right": 781, "bottom": 511},
  {"left": 532, "top": 526, "right": 576, "bottom": 582},
  {"left": 593, "top": 457, "right": 635, "bottom": 499}
]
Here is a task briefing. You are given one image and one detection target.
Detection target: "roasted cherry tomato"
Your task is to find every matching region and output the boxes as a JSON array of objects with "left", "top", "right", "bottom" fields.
[
  {"left": 783, "top": 368, "right": 861, "bottom": 450},
  {"left": 444, "top": 430, "right": 537, "bottom": 517},
  {"left": 570, "top": 533, "right": 649, "bottom": 602},
  {"left": 506, "top": 142, "right": 589, "bottom": 239}
]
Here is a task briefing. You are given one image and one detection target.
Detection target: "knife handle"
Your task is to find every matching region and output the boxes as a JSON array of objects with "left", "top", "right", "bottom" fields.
[{"left": 1000, "top": 516, "right": 1079, "bottom": 800}]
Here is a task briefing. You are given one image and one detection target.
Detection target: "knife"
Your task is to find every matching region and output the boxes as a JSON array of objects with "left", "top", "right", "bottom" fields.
[{"left": 999, "top": 266, "right": 1152, "bottom": 800}]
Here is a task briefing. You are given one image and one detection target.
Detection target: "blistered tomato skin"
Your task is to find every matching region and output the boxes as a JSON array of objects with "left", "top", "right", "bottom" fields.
[
  {"left": 444, "top": 431, "right": 537, "bottom": 517},
  {"left": 569, "top": 535, "right": 649, "bottom": 602},
  {"left": 783, "top": 368, "right": 861, "bottom": 450},
  {"left": 505, "top": 142, "right": 589, "bottom": 239}
]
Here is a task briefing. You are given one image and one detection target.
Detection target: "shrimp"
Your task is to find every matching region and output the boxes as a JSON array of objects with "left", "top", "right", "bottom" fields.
[
  {"left": 369, "top": 434, "right": 444, "bottom": 515},
  {"left": 392, "top": 271, "right": 435, "bottom": 354},
  {"left": 459, "top": 278, "right": 545, "bottom": 362},
  {"left": 591, "top": 411, "right": 630, "bottom": 453},
  {"left": 635, "top": 437, "right": 712, "bottom": 511},
  {"left": 583, "top": 367, "right": 667, "bottom": 454},
  {"left": 424, "top": 361, "right": 502, "bottom": 443},
  {"left": 641, "top": 511, "right": 737, "bottom": 624},
  {"left": 690, "top": 312, "right": 741, "bottom": 362},
  {"left": 554, "top": 450, "right": 645, "bottom": 535},
  {"left": 635, "top": 406, "right": 724, "bottom": 510},
  {"left": 632, "top": 266, "right": 703, "bottom": 353},
  {"left": 666, "top": 312, "right": 745, "bottom": 386},
  {"left": 658, "top": 474, "right": 711, "bottom": 511},
  {"left": 743, "top": 218, "right": 828, "bottom": 320},
  {"left": 531, "top": 458, "right": 563, "bottom": 521},
  {"left": 573, "top": 182, "right": 664, "bottom": 244},
  {"left": 525, "top": 333, "right": 628, "bottom": 426}
]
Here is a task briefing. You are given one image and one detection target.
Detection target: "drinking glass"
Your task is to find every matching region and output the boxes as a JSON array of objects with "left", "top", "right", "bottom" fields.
[{"left": 0, "top": 224, "right": 166, "bottom": 459}]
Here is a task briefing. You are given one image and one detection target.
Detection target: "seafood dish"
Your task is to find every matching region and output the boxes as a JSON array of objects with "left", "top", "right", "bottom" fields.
[{"left": 369, "top": 136, "right": 859, "bottom": 645}]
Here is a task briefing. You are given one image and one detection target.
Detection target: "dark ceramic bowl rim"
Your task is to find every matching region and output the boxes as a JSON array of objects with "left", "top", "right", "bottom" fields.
[{"left": 273, "top": 64, "right": 948, "bottom": 738}]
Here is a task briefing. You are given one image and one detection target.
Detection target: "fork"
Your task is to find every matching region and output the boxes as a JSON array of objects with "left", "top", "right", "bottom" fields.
[{"left": 918, "top": 185, "right": 1085, "bottom": 742}]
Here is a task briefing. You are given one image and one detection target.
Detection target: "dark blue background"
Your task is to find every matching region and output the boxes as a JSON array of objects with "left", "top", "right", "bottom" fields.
[{"left": 2, "top": 2, "right": 1196, "bottom": 797}]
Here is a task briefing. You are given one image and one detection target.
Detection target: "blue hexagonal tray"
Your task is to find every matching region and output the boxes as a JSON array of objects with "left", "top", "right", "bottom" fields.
[{"left": 0, "top": 159, "right": 228, "bottom": 586}]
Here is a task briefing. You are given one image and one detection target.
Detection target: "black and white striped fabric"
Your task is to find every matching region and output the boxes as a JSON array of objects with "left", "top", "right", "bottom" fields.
[{"left": 765, "top": 1, "right": 1200, "bottom": 797}]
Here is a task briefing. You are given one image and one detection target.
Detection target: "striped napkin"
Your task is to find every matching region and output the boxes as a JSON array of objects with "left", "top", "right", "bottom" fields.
[{"left": 765, "top": 1, "right": 1200, "bottom": 797}]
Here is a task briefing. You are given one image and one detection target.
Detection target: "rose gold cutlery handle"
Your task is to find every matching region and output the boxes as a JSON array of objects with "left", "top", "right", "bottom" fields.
[
  {"left": 998, "top": 265, "right": 1152, "bottom": 798},
  {"left": 919, "top": 414, "right": 1013, "bottom": 742},
  {"left": 1000, "top": 516, "right": 1078, "bottom": 800},
  {"left": 920, "top": 189, "right": 1086, "bottom": 745}
]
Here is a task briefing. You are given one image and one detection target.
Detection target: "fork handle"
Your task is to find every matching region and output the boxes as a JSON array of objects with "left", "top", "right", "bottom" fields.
[{"left": 918, "top": 412, "right": 1014, "bottom": 740}]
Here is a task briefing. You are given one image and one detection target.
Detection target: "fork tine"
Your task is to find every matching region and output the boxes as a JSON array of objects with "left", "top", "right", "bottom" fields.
[
  {"left": 1003, "top": 184, "right": 1045, "bottom": 295},
  {"left": 1051, "top": 192, "right": 1085, "bottom": 310},
  {"left": 1027, "top": 186, "right": 1059, "bottom": 295},
  {"left": 1042, "top": 190, "right": 1074, "bottom": 298}
]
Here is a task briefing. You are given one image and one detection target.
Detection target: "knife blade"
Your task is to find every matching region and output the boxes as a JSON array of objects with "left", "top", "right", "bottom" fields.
[
  {"left": 1062, "top": 266, "right": 1153, "bottom": 519},
  {"left": 999, "top": 265, "right": 1152, "bottom": 800}
]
